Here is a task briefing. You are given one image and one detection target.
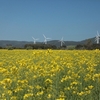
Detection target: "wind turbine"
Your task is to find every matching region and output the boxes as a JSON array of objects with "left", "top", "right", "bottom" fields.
[
  {"left": 32, "top": 37, "right": 39, "bottom": 44},
  {"left": 43, "top": 34, "right": 51, "bottom": 44},
  {"left": 59, "top": 37, "right": 65, "bottom": 47},
  {"left": 95, "top": 31, "right": 100, "bottom": 44}
]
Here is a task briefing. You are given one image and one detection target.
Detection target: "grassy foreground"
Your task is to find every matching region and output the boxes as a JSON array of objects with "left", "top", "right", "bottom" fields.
[{"left": 0, "top": 49, "right": 100, "bottom": 100}]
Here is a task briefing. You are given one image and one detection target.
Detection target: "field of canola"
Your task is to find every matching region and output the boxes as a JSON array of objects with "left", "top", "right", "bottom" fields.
[{"left": 0, "top": 49, "right": 100, "bottom": 100}]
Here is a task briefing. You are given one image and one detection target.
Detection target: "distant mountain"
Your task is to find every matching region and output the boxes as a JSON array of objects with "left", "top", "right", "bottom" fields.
[
  {"left": 48, "top": 37, "right": 95, "bottom": 47},
  {"left": 0, "top": 37, "right": 96, "bottom": 48},
  {"left": 0, "top": 40, "right": 32, "bottom": 48}
]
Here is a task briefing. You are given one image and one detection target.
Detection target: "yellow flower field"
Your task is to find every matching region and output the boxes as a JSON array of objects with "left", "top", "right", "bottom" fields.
[{"left": 0, "top": 49, "right": 100, "bottom": 100}]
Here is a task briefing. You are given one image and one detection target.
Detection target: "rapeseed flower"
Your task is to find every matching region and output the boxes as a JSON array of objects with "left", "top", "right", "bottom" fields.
[{"left": 0, "top": 50, "right": 100, "bottom": 99}]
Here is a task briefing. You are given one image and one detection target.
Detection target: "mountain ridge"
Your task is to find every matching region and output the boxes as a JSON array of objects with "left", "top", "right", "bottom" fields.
[{"left": 0, "top": 37, "right": 96, "bottom": 48}]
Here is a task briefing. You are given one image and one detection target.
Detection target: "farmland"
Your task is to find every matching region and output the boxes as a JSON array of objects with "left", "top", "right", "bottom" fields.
[{"left": 0, "top": 49, "right": 100, "bottom": 100}]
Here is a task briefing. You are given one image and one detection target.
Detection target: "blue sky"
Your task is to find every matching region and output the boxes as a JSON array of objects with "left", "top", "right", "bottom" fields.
[{"left": 0, "top": 0, "right": 100, "bottom": 42}]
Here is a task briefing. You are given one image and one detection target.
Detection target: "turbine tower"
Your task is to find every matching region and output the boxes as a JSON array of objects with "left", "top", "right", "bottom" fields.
[
  {"left": 95, "top": 31, "right": 100, "bottom": 44},
  {"left": 32, "top": 37, "right": 39, "bottom": 44},
  {"left": 59, "top": 37, "right": 65, "bottom": 47},
  {"left": 43, "top": 34, "right": 51, "bottom": 44}
]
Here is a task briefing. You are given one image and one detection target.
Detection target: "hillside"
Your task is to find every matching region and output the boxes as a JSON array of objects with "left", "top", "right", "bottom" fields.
[{"left": 0, "top": 37, "right": 96, "bottom": 48}]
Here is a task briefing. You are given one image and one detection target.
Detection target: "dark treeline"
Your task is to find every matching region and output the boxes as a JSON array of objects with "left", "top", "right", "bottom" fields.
[
  {"left": 24, "top": 44, "right": 57, "bottom": 49},
  {"left": 0, "top": 43, "right": 67, "bottom": 50},
  {"left": 75, "top": 44, "right": 100, "bottom": 50},
  {"left": 0, "top": 42, "right": 100, "bottom": 50}
]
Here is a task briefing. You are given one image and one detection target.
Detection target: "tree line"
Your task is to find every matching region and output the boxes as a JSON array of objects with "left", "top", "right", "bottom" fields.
[
  {"left": 0, "top": 40, "right": 100, "bottom": 50},
  {"left": 75, "top": 44, "right": 100, "bottom": 50}
]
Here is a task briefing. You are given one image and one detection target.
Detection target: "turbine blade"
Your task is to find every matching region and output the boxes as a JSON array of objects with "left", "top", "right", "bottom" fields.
[
  {"left": 36, "top": 38, "right": 39, "bottom": 40},
  {"left": 97, "top": 31, "right": 100, "bottom": 36},
  {"left": 62, "top": 41, "right": 65, "bottom": 44},
  {"left": 32, "top": 37, "right": 35, "bottom": 40},
  {"left": 61, "top": 37, "right": 63, "bottom": 40},
  {"left": 46, "top": 38, "right": 51, "bottom": 40},
  {"left": 43, "top": 34, "right": 46, "bottom": 38}
]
